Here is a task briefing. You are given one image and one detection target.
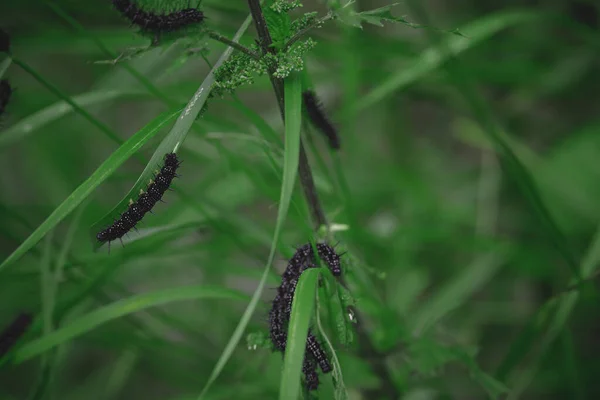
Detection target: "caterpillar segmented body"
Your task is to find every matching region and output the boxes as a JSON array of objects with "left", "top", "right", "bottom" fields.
[
  {"left": 96, "top": 152, "right": 180, "bottom": 248},
  {"left": 112, "top": 0, "right": 204, "bottom": 35},
  {"left": 302, "top": 90, "right": 340, "bottom": 150}
]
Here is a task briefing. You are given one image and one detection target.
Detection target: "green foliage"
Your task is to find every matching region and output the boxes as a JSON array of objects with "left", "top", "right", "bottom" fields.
[
  {"left": 212, "top": 0, "right": 318, "bottom": 95},
  {"left": 1, "top": 0, "right": 598, "bottom": 399},
  {"left": 280, "top": 268, "right": 320, "bottom": 400},
  {"left": 0, "top": 108, "right": 181, "bottom": 271}
]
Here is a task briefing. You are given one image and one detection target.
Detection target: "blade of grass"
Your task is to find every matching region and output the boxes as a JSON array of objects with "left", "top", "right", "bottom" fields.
[
  {"left": 196, "top": 72, "right": 303, "bottom": 399},
  {"left": 102, "top": 349, "right": 139, "bottom": 400},
  {"left": 315, "top": 280, "right": 348, "bottom": 400},
  {"left": 0, "top": 108, "right": 181, "bottom": 272},
  {"left": 10, "top": 56, "right": 127, "bottom": 148},
  {"left": 355, "top": 10, "right": 538, "bottom": 111},
  {"left": 28, "top": 233, "right": 55, "bottom": 400},
  {"left": 11, "top": 285, "right": 249, "bottom": 364},
  {"left": 503, "top": 224, "right": 600, "bottom": 398},
  {"left": 0, "top": 90, "right": 143, "bottom": 150},
  {"left": 279, "top": 268, "right": 320, "bottom": 400},
  {"left": 412, "top": 250, "right": 508, "bottom": 335},
  {"left": 28, "top": 204, "right": 88, "bottom": 400},
  {"left": 410, "top": 1, "right": 581, "bottom": 281},
  {"left": 45, "top": 0, "right": 177, "bottom": 107},
  {"left": 89, "top": 11, "right": 255, "bottom": 248}
]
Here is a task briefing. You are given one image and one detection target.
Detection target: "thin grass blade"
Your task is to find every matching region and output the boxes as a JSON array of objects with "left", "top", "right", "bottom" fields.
[
  {"left": 279, "top": 268, "right": 320, "bottom": 400},
  {"left": 196, "top": 73, "right": 303, "bottom": 399},
  {"left": 356, "top": 10, "right": 538, "bottom": 111},
  {"left": 11, "top": 285, "right": 248, "bottom": 364},
  {"left": 0, "top": 108, "right": 181, "bottom": 272}
]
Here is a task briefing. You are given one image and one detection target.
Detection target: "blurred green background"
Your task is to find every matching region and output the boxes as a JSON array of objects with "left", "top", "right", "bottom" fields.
[{"left": 1, "top": 0, "right": 600, "bottom": 399}]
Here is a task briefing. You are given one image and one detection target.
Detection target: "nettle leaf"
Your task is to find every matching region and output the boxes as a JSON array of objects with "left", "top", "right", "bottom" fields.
[
  {"left": 264, "top": 2, "right": 293, "bottom": 50},
  {"left": 333, "top": 1, "right": 363, "bottom": 28},
  {"left": 359, "top": 4, "right": 411, "bottom": 27},
  {"left": 336, "top": 2, "right": 466, "bottom": 36}
]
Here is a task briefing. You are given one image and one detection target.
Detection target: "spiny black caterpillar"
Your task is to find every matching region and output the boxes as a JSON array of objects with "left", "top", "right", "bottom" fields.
[
  {"left": 268, "top": 242, "right": 342, "bottom": 390},
  {"left": 96, "top": 152, "right": 180, "bottom": 249},
  {"left": 302, "top": 90, "right": 340, "bottom": 150},
  {"left": 112, "top": 0, "right": 205, "bottom": 35}
]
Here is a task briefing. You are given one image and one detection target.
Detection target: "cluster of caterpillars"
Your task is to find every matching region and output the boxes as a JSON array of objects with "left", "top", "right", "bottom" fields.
[{"left": 269, "top": 242, "right": 342, "bottom": 391}]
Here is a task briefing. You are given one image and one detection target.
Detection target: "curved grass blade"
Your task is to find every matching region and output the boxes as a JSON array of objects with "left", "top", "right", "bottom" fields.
[
  {"left": 11, "top": 285, "right": 248, "bottom": 364},
  {"left": 500, "top": 224, "right": 600, "bottom": 397},
  {"left": 279, "top": 268, "right": 320, "bottom": 400},
  {"left": 0, "top": 90, "right": 143, "bottom": 149},
  {"left": 315, "top": 280, "right": 348, "bottom": 400},
  {"left": 412, "top": 250, "right": 508, "bottom": 335},
  {"left": 355, "top": 10, "right": 538, "bottom": 111},
  {"left": 90, "top": 16, "right": 255, "bottom": 249},
  {"left": 196, "top": 73, "right": 303, "bottom": 399},
  {"left": 10, "top": 56, "right": 126, "bottom": 148},
  {"left": 0, "top": 108, "right": 181, "bottom": 272}
]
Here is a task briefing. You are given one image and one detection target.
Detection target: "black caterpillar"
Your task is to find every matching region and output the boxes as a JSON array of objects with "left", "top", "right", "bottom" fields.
[
  {"left": 0, "top": 313, "right": 32, "bottom": 358},
  {"left": 96, "top": 152, "right": 180, "bottom": 248},
  {"left": 0, "top": 79, "right": 11, "bottom": 117},
  {"left": 112, "top": 0, "right": 205, "bottom": 35},
  {"left": 302, "top": 90, "right": 340, "bottom": 150},
  {"left": 268, "top": 242, "right": 342, "bottom": 390}
]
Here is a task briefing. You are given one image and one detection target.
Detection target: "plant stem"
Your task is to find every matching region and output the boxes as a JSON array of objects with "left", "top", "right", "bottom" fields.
[
  {"left": 247, "top": 0, "right": 326, "bottom": 229},
  {"left": 246, "top": 1, "right": 398, "bottom": 398},
  {"left": 246, "top": 2, "right": 401, "bottom": 397},
  {"left": 282, "top": 13, "right": 334, "bottom": 51},
  {"left": 207, "top": 31, "right": 261, "bottom": 60}
]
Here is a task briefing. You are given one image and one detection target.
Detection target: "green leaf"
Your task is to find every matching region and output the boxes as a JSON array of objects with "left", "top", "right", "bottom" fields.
[
  {"left": 336, "top": 2, "right": 465, "bottom": 34},
  {"left": 358, "top": 4, "right": 408, "bottom": 27},
  {"left": 0, "top": 108, "right": 181, "bottom": 272},
  {"left": 195, "top": 36, "right": 303, "bottom": 400},
  {"left": 315, "top": 284, "right": 349, "bottom": 400},
  {"left": 264, "top": 4, "right": 292, "bottom": 49},
  {"left": 279, "top": 268, "right": 320, "bottom": 400},
  {"left": 356, "top": 10, "right": 538, "bottom": 111},
  {"left": 11, "top": 285, "right": 248, "bottom": 364}
]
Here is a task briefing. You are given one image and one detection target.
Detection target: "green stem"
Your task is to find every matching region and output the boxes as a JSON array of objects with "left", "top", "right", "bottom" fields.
[
  {"left": 282, "top": 13, "right": 334, "bottom": 51},
  {"left": 207, "top": 31, "right": 261, "bottom": 60},
  {"left": 247, "top": 0, "right": 327, "bottom": 229}
]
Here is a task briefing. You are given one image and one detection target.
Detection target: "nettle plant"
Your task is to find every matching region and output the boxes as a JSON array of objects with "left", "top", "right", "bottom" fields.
[{"left": 0, "top": 0, "right": 505, "bottom": 399}]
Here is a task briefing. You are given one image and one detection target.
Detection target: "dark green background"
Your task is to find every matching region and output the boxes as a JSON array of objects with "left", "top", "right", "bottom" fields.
[{"left": 1, "top": 0, "right": 599, "bottom": 399}]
